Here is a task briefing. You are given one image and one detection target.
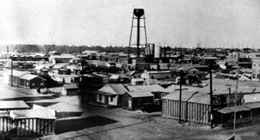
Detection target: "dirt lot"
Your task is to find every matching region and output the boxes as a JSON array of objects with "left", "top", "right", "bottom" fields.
[{"left": 37, "top": 105, "right": 260, "bottom": 140}]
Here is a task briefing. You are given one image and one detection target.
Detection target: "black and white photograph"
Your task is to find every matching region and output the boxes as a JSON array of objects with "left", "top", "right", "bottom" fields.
[{"left": 0, "top": 0, "right": 260, "bottom": 139}]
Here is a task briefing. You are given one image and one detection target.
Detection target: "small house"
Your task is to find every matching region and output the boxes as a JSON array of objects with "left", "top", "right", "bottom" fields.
[{"left": 95, "top": 84, "right": 128, "bottom": 106}]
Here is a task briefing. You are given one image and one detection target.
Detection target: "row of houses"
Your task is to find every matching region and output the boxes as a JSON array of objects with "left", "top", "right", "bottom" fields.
[{"left": 94, "top": 84, "right": 168, "bottom": 110}]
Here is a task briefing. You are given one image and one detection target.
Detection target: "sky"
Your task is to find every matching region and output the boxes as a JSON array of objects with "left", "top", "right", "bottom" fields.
[{"left": 0, "top": 0, "right": 260, "bottom": 48}]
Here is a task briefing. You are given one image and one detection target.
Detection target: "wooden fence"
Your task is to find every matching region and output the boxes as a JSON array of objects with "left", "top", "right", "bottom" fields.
[
  {"left": 162, "top": 99, "right": 211, "bottom": 125},
  {"left": 0, "top": 116, "right": 55, "bottom": 137}
]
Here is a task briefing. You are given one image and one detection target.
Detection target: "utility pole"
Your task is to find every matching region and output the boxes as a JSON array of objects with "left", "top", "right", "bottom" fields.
[
  {"left": 10, "top": 57, "right": 13, "bottom": 87},
  {"left": 179, "top": 69, "right": 183, "bottom": 123},
  {"left": 233, "top": 70, "right": 239, "bottom": 134},
  {"left": 209, "top": 63, "right": 214, "bottom": 128}
]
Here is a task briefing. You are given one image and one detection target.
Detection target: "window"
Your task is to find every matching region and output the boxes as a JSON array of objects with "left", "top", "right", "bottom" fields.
[
  {"left": 110, "top": 97, "right": 114, "bottom": 102},
  {"left": 99, "top": 94, "right": 102, "bottom": 101}
]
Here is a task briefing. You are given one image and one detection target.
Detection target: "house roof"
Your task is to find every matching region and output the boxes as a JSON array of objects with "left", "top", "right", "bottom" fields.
[
  {"left": 166, "top": 78, "right": 260, "bottom": 96},
  {"left": 0, "top": 100, "right": 30, "bottom": 110},
  {"left": 243, "top": 94, "right": 260, "bottom": 103},
  {"left": 10, "top": 104, "right": 55, "bottom": 119},
  {"left": 11, "top": 70, "right": 28, "bottom": 77},
  {"left": 98, "top": 84, "right": 128, "bottom": 95},
  {"left": 47, "top": 102, "right": 83, "bottom": 113},
  {"left": 99, "top": 85, "right": 118, "bottom": 95},
  {"left": 127, "top": 91, "right": 153, "bottom": 98},
  {"left": 52, "top": 63, "right": 68, "bottom": 69},
  {"left": 127, "top": 84, "right": 167, "bottom": 93},
  {"left": 64, "top": 84, "right": 78, "bottom": 89},
  {"left": 165, "top": 84, "right": 190, "bottom": 93},
  {"left": 144, "top": 71, "right": 171, "bottom": 74},
  {"left": 20, "top": 74, "right": 44, "bottom": 81},
  {"left": 110, "top": 84, "right": 128, "bottom": 95}
]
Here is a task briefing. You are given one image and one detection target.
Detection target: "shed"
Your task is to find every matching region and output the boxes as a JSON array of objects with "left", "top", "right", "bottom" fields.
[
  {"left": 121, "top": 91, "right": 154, "bottom": 110},
  {"left": 217, "top": 105, "right": 252, "bottom": 126}
]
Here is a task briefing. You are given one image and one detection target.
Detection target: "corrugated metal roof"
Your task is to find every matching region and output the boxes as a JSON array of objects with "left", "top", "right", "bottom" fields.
[
  {"left": 218, "top": 105, "right": 250, "bottom": 114},
  {"left": 162, "top": 90, "right": 209, "bottom": 104},
  {"left": 127, "top": 84, "right": 167, "bottom": 93}
]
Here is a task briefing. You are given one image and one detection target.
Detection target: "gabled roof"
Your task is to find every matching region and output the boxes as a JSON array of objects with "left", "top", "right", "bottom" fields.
[
  {"left": 99, "top": 85, "right": 118, "bottom": 95},
  {"left": 127, "top": 91, "right": 153, "bottom": 98},
  {"left": 110, "top": 84, "right": 128, "bottom": 95},
  {"left": 98, "top": 84, "right": 128, "bottom": 95}
]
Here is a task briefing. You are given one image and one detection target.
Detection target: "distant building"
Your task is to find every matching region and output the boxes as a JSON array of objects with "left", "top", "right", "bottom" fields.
[
  {"left": 251, "top": 54, "right": 260, "bottom": 80},
  {"left": 141, "top": 71, "right": 173, "bottom": 82},
  {"left": 49, "top": 54, "right": 75, "bottom": 64},
  {"left": 10, "top": 71, "right": 46, "bottom": 88},
  {"left": 62, "top": 84, "right": 80, "bottom": 96}
]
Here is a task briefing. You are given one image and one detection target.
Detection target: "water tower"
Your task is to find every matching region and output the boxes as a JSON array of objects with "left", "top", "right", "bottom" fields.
[{"left": 128, "top": 8, "right": 148, "bottom": 59}]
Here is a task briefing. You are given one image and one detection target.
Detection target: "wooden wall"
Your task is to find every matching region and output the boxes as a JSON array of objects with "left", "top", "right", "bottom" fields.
[{"left": 162, "top": 99, "right": 210, "bottom": 125}]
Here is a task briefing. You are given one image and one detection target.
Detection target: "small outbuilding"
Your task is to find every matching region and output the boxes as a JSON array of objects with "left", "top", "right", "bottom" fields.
[{"left": 121, "top": 91, "right": 154, "bottom": 110}]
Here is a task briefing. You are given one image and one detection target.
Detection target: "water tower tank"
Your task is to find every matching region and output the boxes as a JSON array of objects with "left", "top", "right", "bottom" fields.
[{"left": 134, "top": 9, "right": 144, "bottom": 17}]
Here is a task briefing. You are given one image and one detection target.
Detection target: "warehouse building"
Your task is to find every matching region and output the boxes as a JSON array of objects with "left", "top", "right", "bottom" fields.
[{"left": 162, "top": 90, "right": 211, "bottom": 125}]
